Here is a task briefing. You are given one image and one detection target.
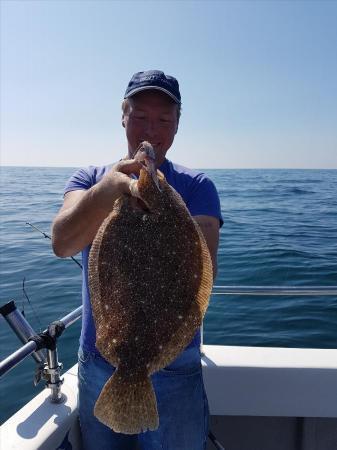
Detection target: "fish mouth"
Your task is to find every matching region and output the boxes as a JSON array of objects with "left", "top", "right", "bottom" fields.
[{"left": 134, "top": 142, "right": 161, "bottom": 192}]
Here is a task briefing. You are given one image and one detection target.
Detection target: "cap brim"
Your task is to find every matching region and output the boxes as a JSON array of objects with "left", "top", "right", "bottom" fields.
[{"left": 124, "top": 86, "right": 181, "bottom": 104}]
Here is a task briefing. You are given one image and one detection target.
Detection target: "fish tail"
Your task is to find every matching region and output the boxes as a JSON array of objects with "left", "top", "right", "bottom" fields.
[{"left": 94, "top": 370, "right": 159, "bottom": 434}]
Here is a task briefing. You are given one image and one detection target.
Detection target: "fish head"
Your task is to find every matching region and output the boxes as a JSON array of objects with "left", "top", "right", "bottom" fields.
[
  {"left": 131, "top": 141, "right": 167, "bottom": 211},
  {"left": 132, "top": 141, "right": 166, "bottom": 211},
  {"left": 133, "top": 141, "right": 161, "bottom": 192}
]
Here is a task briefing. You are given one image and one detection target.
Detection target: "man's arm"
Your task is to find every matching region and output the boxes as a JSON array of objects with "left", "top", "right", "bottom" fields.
[
  {"left": 193, "top": 215, "right": 220, "bottom": 280},
  {"left": 52, "top": 160, "right": 141, "bottom": 258}
]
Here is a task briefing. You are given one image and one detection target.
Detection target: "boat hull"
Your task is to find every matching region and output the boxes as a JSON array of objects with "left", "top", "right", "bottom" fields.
[{"left": 2, "top": 345, "right": 337, "bottom": 450}]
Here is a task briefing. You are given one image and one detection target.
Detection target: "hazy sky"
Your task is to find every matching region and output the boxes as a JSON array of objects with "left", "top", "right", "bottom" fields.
[{"left": 1, "top": 0, "right": 337, "bottom": 169}]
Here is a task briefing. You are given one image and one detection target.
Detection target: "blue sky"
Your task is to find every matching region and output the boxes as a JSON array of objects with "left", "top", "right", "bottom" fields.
[{"left": 1, "top": 0, "right": 337, "bottom": 168}]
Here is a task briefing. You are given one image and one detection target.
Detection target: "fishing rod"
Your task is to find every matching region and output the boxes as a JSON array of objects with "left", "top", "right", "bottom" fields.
[
  {"left": 208, "top": 431, "right": 226, "bottom": 450},
  {"left": 26, "top": 222, "right": 83, "bottom": 269},
  {"left": 22, "top": 276, "right": 43, "bottom": 331}
]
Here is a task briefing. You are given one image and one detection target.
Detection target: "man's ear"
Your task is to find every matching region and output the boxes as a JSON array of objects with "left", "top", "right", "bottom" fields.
[{"left": 122, "top": 116, "right": 125, "bottom": 128}]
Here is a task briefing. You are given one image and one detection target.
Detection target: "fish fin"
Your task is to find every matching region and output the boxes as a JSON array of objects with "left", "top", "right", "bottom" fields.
[
  {"left": 195, "top": 222, "right": 214, "bottom": 316},
  {"left": 94, "top": 370, "right": 159, "bottom": 434}
]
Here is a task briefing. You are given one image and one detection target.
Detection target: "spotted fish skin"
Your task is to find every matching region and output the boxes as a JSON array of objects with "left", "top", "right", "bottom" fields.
[{"left": 88, "top": 164, "right": 213, "bottom": 434}]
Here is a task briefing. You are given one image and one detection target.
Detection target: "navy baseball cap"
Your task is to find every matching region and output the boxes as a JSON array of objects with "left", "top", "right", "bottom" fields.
[{"left": 124, "top": 70, "right": 181, "bottom": 104}]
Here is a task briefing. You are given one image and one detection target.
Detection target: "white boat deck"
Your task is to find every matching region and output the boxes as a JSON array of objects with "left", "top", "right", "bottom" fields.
[
  {"left": 202, "top": 344, "right": 337, "bottom": 417},
  {"left": 2, "top": 344, "right": 337, "bottom": 450}
]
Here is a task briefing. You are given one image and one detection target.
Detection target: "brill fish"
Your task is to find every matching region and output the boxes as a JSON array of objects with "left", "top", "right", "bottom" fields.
[{"left": 88, "top": 141, "right": 213, "bottom": 434}]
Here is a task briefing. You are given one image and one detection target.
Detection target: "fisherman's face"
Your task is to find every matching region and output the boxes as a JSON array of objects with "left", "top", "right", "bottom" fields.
[{"left": 122, "top": 90, "right": 179, "bottom": 167}]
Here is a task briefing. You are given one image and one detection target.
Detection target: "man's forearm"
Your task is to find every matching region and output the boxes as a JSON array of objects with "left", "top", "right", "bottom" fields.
[
  {"left": 52, "top": 184, "right": 120, "bottom": 257},
  {"left": 52, "top": 160, "right": 142, "bottom": 258},
  {"left": 194, "top": 215, "right": 220, "bottom": 281}
]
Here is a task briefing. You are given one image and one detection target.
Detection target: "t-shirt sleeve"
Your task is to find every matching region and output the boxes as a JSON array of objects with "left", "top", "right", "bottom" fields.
[
  {"left": 187, "top": 175, "right": 224, "bottom": 228},
  {"left": 64, "top": 167, "right": 94, "bottom": 196}
]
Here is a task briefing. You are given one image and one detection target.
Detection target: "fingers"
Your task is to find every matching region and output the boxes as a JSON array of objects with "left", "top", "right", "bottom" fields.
[
  {"left": 102, "top": 158, "right": 143, "bottom": 200},
  {"left": 112, "top": 159, "right": 143, "bottom": 176},
  {"left": 129, "top": 179, "right": 140, "bottom": 198}
]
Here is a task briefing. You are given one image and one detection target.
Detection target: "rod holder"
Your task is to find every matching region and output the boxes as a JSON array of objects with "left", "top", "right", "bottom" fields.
[
  {"left": 44, "top": 348, "right": 64, "bottom": 403},
  {"left": 0, "top": 301, "right": 46, "bottom": 365}
]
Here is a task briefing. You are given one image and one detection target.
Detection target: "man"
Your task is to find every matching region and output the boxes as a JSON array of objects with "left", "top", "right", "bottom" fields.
[{"left": 52, "top": 70, "right": 223, "bottom": 450}]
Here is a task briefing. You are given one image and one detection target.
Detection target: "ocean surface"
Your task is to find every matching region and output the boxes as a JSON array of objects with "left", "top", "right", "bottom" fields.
[{"left": 0, "top": 166, "right": 336, "bottom": 423}]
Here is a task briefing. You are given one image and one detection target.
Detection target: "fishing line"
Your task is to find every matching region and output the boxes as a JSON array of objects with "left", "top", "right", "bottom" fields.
[
  {"left": 208, "top": 431, "right": 226, "bottom": 450},
  {"left": 26, "top": 222, "right": 83, "bottom": 269},
  {"left": 22, "top": 277, "right": 43, "bottom": 332}
]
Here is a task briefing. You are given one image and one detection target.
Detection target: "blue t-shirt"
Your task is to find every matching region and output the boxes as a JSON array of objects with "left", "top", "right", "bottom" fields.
[{"left": 64, "top": 158, "right": 223, "bottom": 354}]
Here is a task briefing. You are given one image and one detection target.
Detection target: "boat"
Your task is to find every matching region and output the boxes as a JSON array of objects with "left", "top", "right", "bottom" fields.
[{"left": 1, "top": 286, "right": 337, "bottom": 450}]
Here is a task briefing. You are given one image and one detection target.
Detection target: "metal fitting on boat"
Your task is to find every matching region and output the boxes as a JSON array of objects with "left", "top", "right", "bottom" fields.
[
  {"left": 44, "top": 362, "right": 65, "bottom": 403},
  {"left": 0, "top": 300, "right": 46, "bottom": 365},
  {"left": 28, "top": 322, "right": 66, "bottom": 403}
]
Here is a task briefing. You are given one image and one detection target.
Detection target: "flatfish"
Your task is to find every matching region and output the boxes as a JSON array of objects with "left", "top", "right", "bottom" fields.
[{"left": 88, "top": 142, "right": 213, "bottom": 434}]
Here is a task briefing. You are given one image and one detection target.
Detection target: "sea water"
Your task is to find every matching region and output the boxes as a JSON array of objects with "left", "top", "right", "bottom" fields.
[{"left": 0, "top": 167, "right": 336, "bottom": 423}]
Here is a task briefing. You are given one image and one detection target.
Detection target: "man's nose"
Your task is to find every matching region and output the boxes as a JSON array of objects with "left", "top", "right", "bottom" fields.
[{"left": 144, "top": 120, "right": 157, "bottom": 139}]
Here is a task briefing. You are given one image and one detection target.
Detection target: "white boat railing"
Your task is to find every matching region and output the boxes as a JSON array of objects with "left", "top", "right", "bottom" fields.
[{"left": 212, "top": 285, "right": 337, "bottom": 296}]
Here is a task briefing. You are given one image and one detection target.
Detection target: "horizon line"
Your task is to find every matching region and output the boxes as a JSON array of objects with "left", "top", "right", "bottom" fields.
[{"left": 1, "top": 165, "right": 337, "bottom": 171}]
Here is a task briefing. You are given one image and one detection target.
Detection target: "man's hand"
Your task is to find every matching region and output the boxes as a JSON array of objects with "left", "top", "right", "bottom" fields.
[
  {"left": 51, "top": 159, "right": 142, "bottom": 258},
  {"left": 92, "top": 159, "right": 143, "bottom": 210}
]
